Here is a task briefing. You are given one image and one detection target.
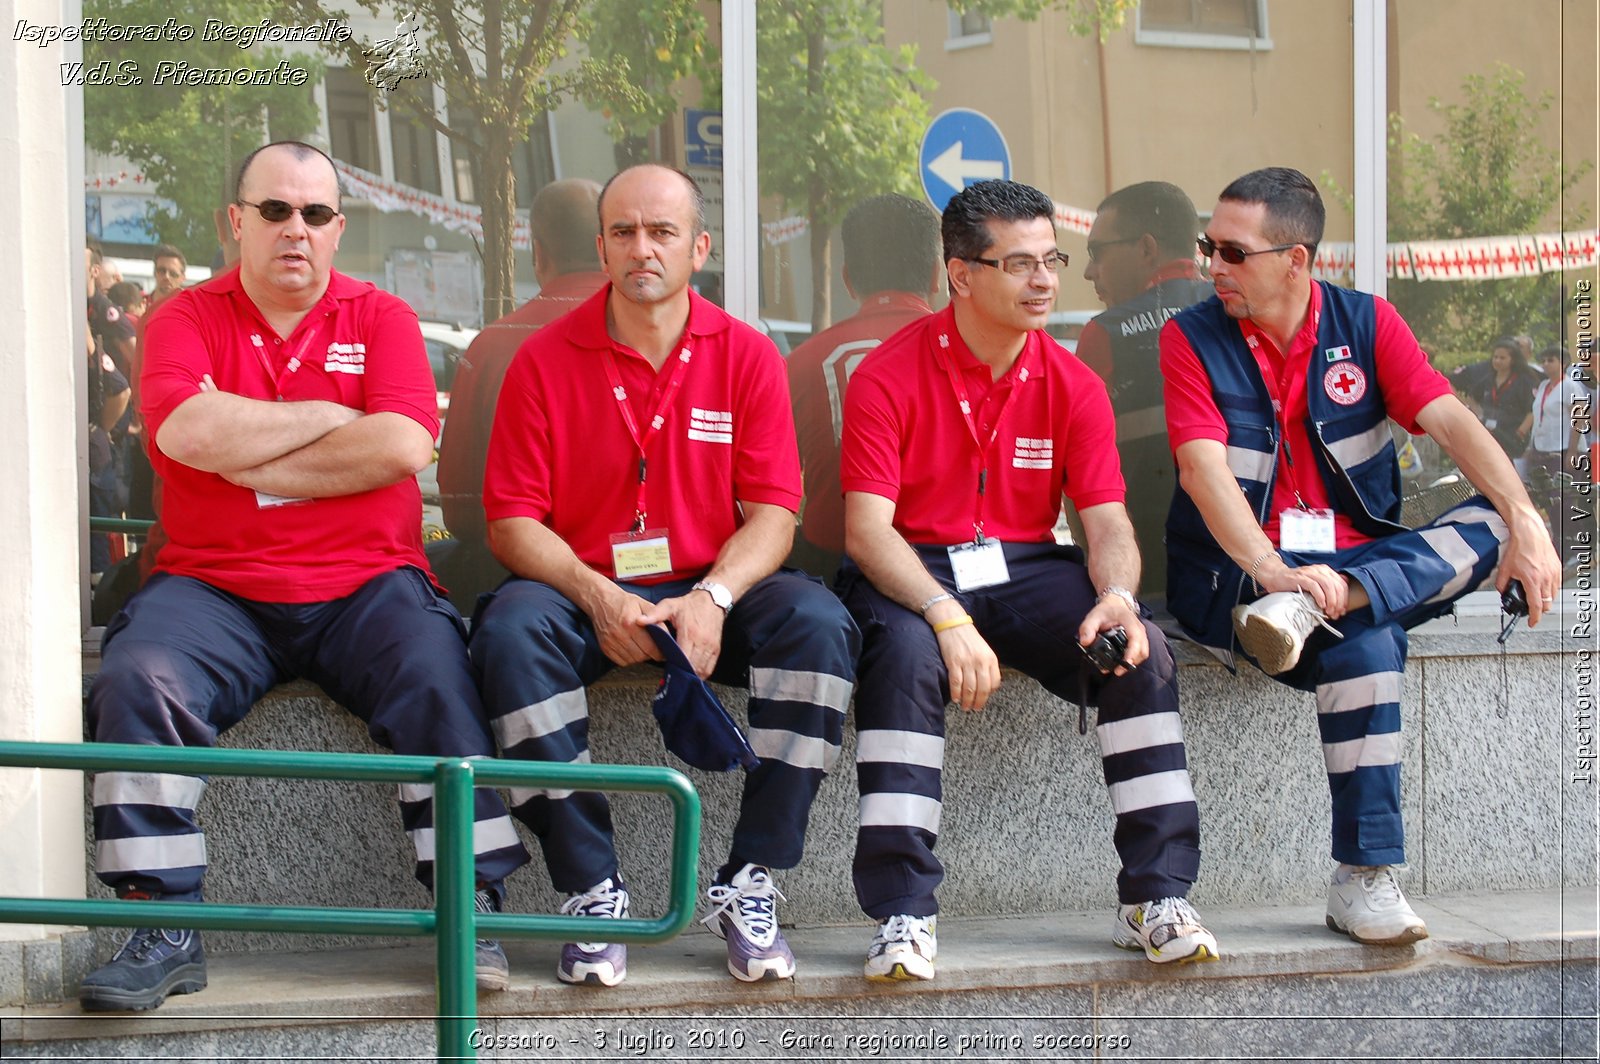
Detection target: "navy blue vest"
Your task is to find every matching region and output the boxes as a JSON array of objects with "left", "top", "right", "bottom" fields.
[{"left": 1165, "top": 283, "right": 1405, "bottom": 656}]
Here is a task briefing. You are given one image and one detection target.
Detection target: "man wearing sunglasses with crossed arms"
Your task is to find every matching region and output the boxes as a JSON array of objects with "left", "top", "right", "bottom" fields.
[
  {"left": 1161, "top": 167, "right": 1560, "bottom": 947},
  {"left": 839, "top": 179, "right": 1216, "bottom": 979},
  {"left": 80, "top": 141, "right": 531, "bottom": 1012}
]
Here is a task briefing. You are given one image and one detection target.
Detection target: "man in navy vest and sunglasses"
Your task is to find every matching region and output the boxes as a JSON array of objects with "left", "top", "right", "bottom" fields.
[{"left": 1161, "top": 167, "right": 1560, "bottom": 946}]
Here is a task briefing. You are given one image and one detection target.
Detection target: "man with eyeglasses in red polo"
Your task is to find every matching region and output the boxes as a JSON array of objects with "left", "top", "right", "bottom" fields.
[
  {"left": 839, "top": 179, "right": 1216, "bottom": 981},
  {"left": 148, "top": 244, "right": 188, "bottom": 311},
  {"left": 1161, "top": 167, "right": 1560, "bottom": 948},
  {"left": 80, "top": 140, "right": 531, "bottom": 1012}
]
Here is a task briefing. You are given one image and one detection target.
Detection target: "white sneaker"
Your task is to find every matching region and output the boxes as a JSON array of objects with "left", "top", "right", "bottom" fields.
[
  {"left": 1112, "top": 897, "right": 1220, "bottom": 963},
  {"left": 1325, "top": 864, "right": 1428, "bottom": 945},
  {"left": 701, "top": 864, "right": 796, "bottom": 982},
  {"left": 1233, "top": 590, "right": 1343, "bottom": 675},
  {"left": 863, "top": 914, "right": 937, "bottom": 982}
]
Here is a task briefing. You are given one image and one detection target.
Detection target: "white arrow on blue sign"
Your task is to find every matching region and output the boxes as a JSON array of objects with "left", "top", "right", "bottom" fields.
[{"left": 919, "top": 108, "right": 1012, "bottom": 212}]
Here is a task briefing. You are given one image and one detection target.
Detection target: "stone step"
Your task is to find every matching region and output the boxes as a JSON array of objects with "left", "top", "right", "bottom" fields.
[{"left": 6, "top": 887, "right": 1596, "bottom": 1060}]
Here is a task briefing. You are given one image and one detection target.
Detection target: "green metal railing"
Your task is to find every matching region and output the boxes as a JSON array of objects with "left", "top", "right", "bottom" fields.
[
  {"left": 87, "top": 517, "right": 156, "bottom": 535},
  {"left": 0, "top": 741, "right": 701, "bottom": 1061}
]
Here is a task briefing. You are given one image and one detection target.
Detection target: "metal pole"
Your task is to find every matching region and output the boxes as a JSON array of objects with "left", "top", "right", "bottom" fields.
[{"left": 433, "top": 759, "right": 477, "bottom": 1062}]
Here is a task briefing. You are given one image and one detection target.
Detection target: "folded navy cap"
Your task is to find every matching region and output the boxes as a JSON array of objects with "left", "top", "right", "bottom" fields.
[{"left": 646, "top": 625, "right": 759, "bottom": 772}]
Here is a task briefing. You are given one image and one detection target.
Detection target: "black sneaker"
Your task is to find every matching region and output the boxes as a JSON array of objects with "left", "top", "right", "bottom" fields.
[
  {"left": 79, "top": 926, "right": 207, "bottom": 1012},
  {"left": 475, "top": 887, "right": 510, "bottom": 992}
]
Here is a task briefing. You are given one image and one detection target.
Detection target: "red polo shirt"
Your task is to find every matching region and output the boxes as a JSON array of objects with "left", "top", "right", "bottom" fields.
[
  {"left": 840, "top": 304, "right": 1124, "bottom": 546},
  {"left": 1160, "top": 283, "right": 1450, "bottom": 548},
  {"left": 484, "top": 285, "right": 801, "bottom": 583},
  {"left": 140, "top": 267, "right": 437, "bottom": 602},
  {"left": 787, "top": 290, "right": 933, "bottom": 552},
  {"left": 436, "top": 271, "right": 608, "bottom": 543}
]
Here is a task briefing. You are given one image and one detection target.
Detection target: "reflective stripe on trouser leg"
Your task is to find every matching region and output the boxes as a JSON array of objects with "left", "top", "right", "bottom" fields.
[
  {"left": 470, "top": 578, "right": 619, "bottom": 893},
  {"left": 296, "top": 566, "right": 531, "bottom": 891},
  {"left": 1307, "top": 497, "right": 1508, "bottom": 630},
  {"left": 86, "top": 575, "right": 285, "bottom": 897},
  {"left": 1313, "top": 621, "right": 1407, "bottom": 866},
  {"left": 709, "top": 571, "right": 858, "bottom": 875},
  {"left": 952, "top": 548, "right": 1202, "bottom": 906},
  {"left": 1089, "top": 626, "right": 1202, "bottom": 904},
  {"left": 843, "top": 575, "right": 948, "bottom": 919}
]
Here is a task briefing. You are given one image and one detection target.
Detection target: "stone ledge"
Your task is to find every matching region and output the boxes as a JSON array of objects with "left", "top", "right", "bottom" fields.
[{"left": 6, "top": 886, "right": 1594, "bottom": 1048}]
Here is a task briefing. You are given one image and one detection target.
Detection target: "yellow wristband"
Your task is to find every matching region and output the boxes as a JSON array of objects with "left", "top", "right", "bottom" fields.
[{"left": 932, "top": 614, "right": 975, "bottom": 634}]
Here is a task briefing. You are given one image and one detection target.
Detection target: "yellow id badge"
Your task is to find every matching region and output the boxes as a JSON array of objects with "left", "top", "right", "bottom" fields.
[{"left": 610, "top": 528, "right": 673, "bottom": 580}]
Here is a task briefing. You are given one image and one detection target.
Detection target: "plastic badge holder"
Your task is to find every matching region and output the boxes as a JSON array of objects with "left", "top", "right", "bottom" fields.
[{"left": 646, "top": 624, "right": 760, "bottom": 772}]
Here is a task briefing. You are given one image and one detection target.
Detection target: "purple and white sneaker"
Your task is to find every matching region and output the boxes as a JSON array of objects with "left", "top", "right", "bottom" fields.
[
  {"left": 701, "top": 864, "right": 796, "bottom": 982},
  {"left": 556, "top": 877, "right": 629, "bottom": 987}
]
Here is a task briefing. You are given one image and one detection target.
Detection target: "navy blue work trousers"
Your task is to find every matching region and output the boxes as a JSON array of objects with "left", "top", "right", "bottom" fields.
[{"left": 88, "top": 567, "right": 532, "bottom": 898}]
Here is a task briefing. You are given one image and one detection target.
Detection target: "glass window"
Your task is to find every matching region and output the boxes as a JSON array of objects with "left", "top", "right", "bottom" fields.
[
  {"left": 947, "top": 7, "right": 993, "bottom": 48},
  {"left": 325, "top": 65, "right": 379, "bottom": 172},
  {"left": 389, "top": 80, "right": 442, "bottom": 194},
  {"left": 1136, "top": 0, "right": 1271, "bottom": 51}
]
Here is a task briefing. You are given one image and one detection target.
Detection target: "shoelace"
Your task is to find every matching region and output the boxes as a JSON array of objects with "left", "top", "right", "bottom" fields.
[
  {"left": 876, "top": 914, "right": 930, "bottom": 948},
  {"left": 1142, "top": 896, "right": 1203, "bottom": 932},
  {"left": 1353, "top": 866, "right": 1403, "bottom": 905},
  {"left": 111, "top": 927, "right": 173, "bottom": 962},
  {"left": 701, "top": 870, "right": 786, "bottom": 941},
  {"left": 474, "top": 889, "right": 498, "bottom": 945},
  {"left": 1288, "top": 590, "right": 1345, "bottom": 641},
  {"left": 560, "top": 881, "right": 628, "bottom": 920}
]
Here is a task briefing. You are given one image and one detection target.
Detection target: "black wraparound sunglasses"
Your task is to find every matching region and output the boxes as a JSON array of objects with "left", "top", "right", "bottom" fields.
[
  {"left": 237, "top": 198, "right": 341, "bottom": 227},
  {"left": 1197, "top": 234, "right": 1298, "bottom": 265}
]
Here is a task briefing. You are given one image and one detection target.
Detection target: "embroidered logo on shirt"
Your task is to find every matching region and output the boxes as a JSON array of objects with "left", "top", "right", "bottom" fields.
[
  {"left": 1323, "top": 363, "right": 1367, "bottom": 406},
  {"left": 687, "top": 407, "right": 733, "bottom": 444},
  {"left": 250, "top": 334, "right": 265, "bottom": 348},
  {"left": 613, "top": 385, "right": 627, "bottom": 401},
  {"left": 1012, "top": 436, "right": 1053, "bottom": 469},
  {"left": 1325, "top": 345, "right": 1353, "bottom": 363},
  {"left": 323, "top": 341, "right": 367, "bottom": 375}
]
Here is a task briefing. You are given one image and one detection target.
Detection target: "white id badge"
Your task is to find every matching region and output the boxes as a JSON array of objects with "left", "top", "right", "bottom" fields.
[
  {"left": 1279, "top": 508, "right": 1336, "bottom": 553},
  {"left": 610, "top": 528, "right": 673, "bottom": 581},
  {"left": 947, "top": 539, "right": 1010, "bottom": 591},
  {"left": 254, "top": 490, "right": 311, "bottom": 509}
]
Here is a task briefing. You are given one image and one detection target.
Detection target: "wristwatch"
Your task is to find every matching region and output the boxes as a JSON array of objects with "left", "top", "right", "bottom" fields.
[
  {"left": 692, "top": 580, "right": 733, "bottom": 614},
  {"left": 1098, "top": 585, "right": 1139, "bottom": 613}
]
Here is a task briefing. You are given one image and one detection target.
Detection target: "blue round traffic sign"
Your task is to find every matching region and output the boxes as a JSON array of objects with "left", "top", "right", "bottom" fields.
[{"left": 919, "top": 108, "right": 1012, "bottom": 212}]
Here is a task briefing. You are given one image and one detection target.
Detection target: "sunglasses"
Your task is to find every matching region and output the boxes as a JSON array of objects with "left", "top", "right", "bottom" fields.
[
  {"left": 237, "top": 198, "right": 341, "bottom": 227},
  {"left": 1196, "top": 235, "right": 1298, "bottom": 265}
]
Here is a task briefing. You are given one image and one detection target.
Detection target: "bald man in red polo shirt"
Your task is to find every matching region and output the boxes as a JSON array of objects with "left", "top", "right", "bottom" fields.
[
  {"left": 471, "top": 164, "right": 858, "bottom": 989},
  {"left": 434, "top": 177, "right": 607, "bottom": 604},
  {"left": 839, "top": 180, "right": 1216, "bottom": 982}
]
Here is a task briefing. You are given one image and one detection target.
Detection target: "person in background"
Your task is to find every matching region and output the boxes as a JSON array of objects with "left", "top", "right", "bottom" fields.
[
  {"left": 1471, "top": 337, "right": 1535, "bottom": 462},
  {"left": 1518, "top": 344, "right": 1591, "bottom": 555},
  {"left": 434, "top": 178, "right": 607, "bottom": 606},
  {"left": 786, "top": 193, "right": 940, "bottom": 577},
  {"left": 149, "top": 244, "right": 188, "bottom": 312},
  {"left": 1077, "top": 181, "right": 1212, "bottom": 605}
]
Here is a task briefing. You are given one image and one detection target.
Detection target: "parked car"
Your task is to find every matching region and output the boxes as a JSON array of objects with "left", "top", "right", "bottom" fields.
[{"left": 417, "top": 320, "right": 480, "bottom": 418}]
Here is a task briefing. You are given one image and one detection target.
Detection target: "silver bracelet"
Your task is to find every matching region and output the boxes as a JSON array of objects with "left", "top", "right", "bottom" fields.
[
  {"left": 918, "top": 592, "right": 955, "bottom": 616},
  {"left": 1247, "top": 548, "right": 1277, "bottom": 587}
]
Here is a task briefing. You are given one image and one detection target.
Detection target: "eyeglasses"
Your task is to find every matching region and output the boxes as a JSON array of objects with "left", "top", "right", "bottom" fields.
[
  {"left": 1085, "top": 236, "right": 1140, "bottom": 262},
  {"left": 237, "top": 199, "right": 341, "bottom": 227},
  {"left": 966, "top": 250, "right": 1070, "bottom": 276},
  {"left": 154, "top": 266, "right": 184, "bottom": 278},
  {"left": 1197, "top": 235, "right": 1298, "bottom": 265}
]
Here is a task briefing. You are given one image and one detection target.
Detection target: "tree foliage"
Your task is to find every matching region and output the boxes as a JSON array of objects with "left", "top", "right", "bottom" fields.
[
  {"left": 1383, "top": 64, "right": 1592, "bottom": 355},
  {"left": 83, "top": 0, "right": 324, "bottom": 263}
]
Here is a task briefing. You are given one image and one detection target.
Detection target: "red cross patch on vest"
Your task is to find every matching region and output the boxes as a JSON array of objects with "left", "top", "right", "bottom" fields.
[{"left": 1323, "top": 362, "right": 1367, "bottom": 406}]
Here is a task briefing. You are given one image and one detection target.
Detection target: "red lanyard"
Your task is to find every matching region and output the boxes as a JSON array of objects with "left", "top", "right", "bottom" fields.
[
  {"left": 935, "top": 334, "right": 1031, "bottom": 542},
  {"left": 243, "top": 306, "right": 325, "bottom": 398},
  {"left": 602, "top": 342, "right": 694, "bottom": 531}
]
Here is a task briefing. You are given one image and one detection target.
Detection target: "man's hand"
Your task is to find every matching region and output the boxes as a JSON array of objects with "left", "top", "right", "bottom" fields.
[
  {"left": 1253, "top": 556, "right": 1354, "bottom": 619},
  {"left": 1076, "top": 594, "right": 1148, "bottom": 675},
  {"left": 638, "top": 590, "right": 727, "bottom": 678},
  {"left": 588, "top": 586, "right": 665, "bottom": 668},
  {"left": 1497, "top": 505, "right": 1563, "bottom": 628},
  {"left": 927, "top": 602, "right": 1001, "bottom": 711}
]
